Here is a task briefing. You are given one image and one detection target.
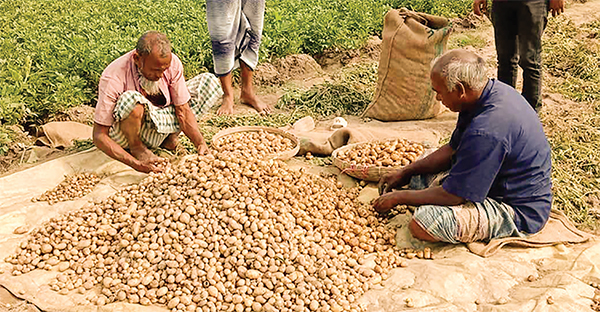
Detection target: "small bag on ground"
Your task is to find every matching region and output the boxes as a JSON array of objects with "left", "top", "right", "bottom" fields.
[{"left": 363, "top": 8, "right": 452, "bottom": 121}]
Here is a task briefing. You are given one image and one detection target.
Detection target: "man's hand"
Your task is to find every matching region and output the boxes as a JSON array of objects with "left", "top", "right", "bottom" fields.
[
  {"left": 549, "top": 0, "right": 564, "bottom": 17},
  {"left": 373, "top": 186, "right": 465, "bottom": 214},
  {"left": 378, "top": 168, "right": 413, "bottom": 195},
  {"left": 473, "top": 0, "right": 487, "bottom": 16},
  {"left": 134, "top": 158, "right": 166, "bottom": 173},
  {"left": 372, "top": 191, "right": 403, "bottom": 214},
  {"left": 197, "top": 142, "right": 209, "bottom": 155},
  {"left": 94, "top": 122, "right": 165, "bottom": 174}
]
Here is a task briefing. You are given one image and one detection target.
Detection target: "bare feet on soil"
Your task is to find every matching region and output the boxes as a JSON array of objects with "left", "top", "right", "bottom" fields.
[
  {"left": 217, "top": 94, "right": 235, "bottom": 116},
  {"left": 241, "top": 89, "right": 272, "bottom": 114},
  {"left": 160, "top": 133, "right": 179, "bottom": 151}
]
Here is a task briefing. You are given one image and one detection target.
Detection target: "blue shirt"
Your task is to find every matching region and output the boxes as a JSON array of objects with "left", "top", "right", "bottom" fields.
[{"left": 442, "top": 79, "right": 552, "bottom": 234}]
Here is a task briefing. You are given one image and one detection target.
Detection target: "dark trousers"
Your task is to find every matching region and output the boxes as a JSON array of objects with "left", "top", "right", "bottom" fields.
[{"left": 492, "top": 0, "right": 548, "bottom": 110}]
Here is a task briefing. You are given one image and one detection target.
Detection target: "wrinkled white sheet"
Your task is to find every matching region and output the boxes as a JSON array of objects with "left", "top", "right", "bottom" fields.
[{"left": 0, "top": 148, "right": 157, "bottom": 312}]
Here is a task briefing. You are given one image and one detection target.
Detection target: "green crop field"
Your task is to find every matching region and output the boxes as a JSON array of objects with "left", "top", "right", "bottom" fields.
[{"left": 0, "top": 0, "right": 472, "bottom": 127}]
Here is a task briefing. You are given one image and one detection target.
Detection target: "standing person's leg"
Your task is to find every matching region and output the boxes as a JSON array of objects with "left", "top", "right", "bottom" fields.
[
  {"left": 492, "top": 1, "right": 520, "bottom": 88},
  {"left": 206, "top": 0, "right": 239, "bottom": 115},
  {"left": 518, "top": 0, "right": 548, "bottom": 110},
  {"left": 217, "top": 74, "right": 235, "bottom": 115},
  {"left": 240, "top": 62, "right": 270, "bottom": 114},
  {"left": 239, "top": 0, "right": 270, "bottom": 114},
  {"left": 120, "top": 104, "right": 154, "bottom": 160}
]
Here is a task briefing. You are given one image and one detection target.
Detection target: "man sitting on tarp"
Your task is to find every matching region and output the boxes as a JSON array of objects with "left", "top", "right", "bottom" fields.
[
  {"left": 373, "top": 49, "right": 552, "bottom": 243},
  {"left": 93, "top": 31, "right": 222, "bottom": 173}
]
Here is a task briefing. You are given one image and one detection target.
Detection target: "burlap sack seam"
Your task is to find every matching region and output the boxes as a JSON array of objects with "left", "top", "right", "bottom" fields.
[{"left": 417, "top": 26, "right": 450, "bottom": 118}]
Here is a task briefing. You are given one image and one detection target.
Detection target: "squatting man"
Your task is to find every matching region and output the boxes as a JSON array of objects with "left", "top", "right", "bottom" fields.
[
  {"left": 93, "top": 31, "right": 222, "bottom": 173},
  {"left": 373, "top": 49, "right": 553, "bottom": 243}
]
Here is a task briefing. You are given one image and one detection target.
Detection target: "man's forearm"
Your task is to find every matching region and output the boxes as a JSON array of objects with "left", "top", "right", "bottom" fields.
[
  {"left": 403, "top": 144, "right": 453, "bottom": 176},
  {"left": 373, "top": 184, "right": 465, "bottom": 213},
  {"left": 176, "top": 105, "right": 206, "bottom": 149},
  {"left": 395, "top": 186, "right": 465, "bottom": 207},
  {"left": 93, "top": 134, "right": 139, "bottom": 169}
]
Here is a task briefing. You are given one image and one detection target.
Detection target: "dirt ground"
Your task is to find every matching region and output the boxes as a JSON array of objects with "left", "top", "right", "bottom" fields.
[{"left": 1, "top": 0, "right": 599, "bottom": 310}]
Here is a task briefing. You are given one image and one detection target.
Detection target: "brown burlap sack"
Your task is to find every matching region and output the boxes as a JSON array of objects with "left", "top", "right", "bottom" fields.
[
  {"left": 298, "top": 128, "right": 376, "bottom": 156},
  {"left": 363, "top": 8, "right": 452, "bottom": 121},
  {"left": 35, "top": 121, "right": 93, "bottom": 149}
]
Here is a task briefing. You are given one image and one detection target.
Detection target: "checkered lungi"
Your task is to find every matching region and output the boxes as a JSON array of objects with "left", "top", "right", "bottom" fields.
[
  {"left": 109, "top": 73, "right": 223, "bottom": 149},
  {"left": 409, "top": 174, "right": 525, "bottom": 243}
]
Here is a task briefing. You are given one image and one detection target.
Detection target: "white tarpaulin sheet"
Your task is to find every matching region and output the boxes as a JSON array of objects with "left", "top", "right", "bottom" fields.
[{"left": 0, "top": 148, "right": 598, "bottom": 312}]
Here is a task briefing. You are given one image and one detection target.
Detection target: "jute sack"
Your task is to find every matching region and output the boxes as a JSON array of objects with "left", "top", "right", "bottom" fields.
[{"left": 363, "top": 8, "right": 452, "bottom": 121}]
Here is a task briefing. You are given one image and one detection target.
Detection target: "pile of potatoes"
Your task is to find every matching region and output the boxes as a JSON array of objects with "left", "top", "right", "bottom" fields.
[
  {"left": 398, "top": 247, "right": 434, "bottom": 260},
  {"left": 8, "top": 152, "right": 406, "bottom": 312},
  {"left": 32, "top": 172, "right": 101, "bottom": 204},
  {"left": 336, "top": 139, "right": 424, "bottom": 167},
  {"left": 592, "top": 282, "right": 600, "bottom": 311},
  {"left": 212, "top": 130, "right": 296, "bottom": 160}
]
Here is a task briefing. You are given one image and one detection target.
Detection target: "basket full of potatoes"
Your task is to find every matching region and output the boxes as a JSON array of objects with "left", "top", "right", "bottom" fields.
[
  {"left": 332, "top": 138, "right": 425, "bottom": 182},
  {"left": 211, "top": 126, "right": 300, "bottom": 161}
]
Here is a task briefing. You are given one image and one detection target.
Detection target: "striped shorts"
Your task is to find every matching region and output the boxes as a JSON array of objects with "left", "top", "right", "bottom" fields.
[{"left": 109, "top": 73, "right": 223, "bottom": 149}]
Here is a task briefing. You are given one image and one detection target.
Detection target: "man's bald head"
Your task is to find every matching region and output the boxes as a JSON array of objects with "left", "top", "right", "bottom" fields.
[
  {"left": 136, "top": 31, "right": 171, "bottom": 58},
  {"left": 431, "top": 49, "right": 488, "bottom": 92},
  {"left": 133, "top": 31, "right": 172, "bottom": 82}
]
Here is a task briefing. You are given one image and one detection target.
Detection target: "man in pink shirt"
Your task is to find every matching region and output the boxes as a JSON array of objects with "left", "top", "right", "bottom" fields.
[{"left": 93, "top": 31, "right": 222, "bottom": 173}]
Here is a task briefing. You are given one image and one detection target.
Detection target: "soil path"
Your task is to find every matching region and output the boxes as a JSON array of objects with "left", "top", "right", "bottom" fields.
[{"left": 565, "top": 0, "right": 600, "bottom": 25}]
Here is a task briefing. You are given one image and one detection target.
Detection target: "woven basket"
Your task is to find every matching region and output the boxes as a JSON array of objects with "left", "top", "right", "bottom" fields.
[
  {"left": 210, "top": 126, "right": 300, "bottom": 161},
  {"left": 332, "top": 140, "right": 426, "bottom": 182}
]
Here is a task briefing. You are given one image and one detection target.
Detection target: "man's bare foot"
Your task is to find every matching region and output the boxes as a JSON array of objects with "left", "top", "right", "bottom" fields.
[
  {"left": 217, "top": 94, "right": 235, "bottom": 115},
  {"left": 160, "top": 133, "right": 179, "bottom": 151},
  {"left": 241, "top": 90, "right": 271, "bottom": 114}
]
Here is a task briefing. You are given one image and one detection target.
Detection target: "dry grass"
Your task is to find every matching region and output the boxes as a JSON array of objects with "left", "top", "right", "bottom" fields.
[
  {"left": 276, "top": 61, "right": 378, "bottom": 118},
  {"left": 448, "top": 33, "right": 488, "bottom": 49},
  {"left": 540, "top": 97, "right": 600, "bottom": 229},
  {"left": 543, "top": 17, "right": 600, "bottom": 101},
  {"left": 541, "top": 16, "right": 600, "bottom": 230}
]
